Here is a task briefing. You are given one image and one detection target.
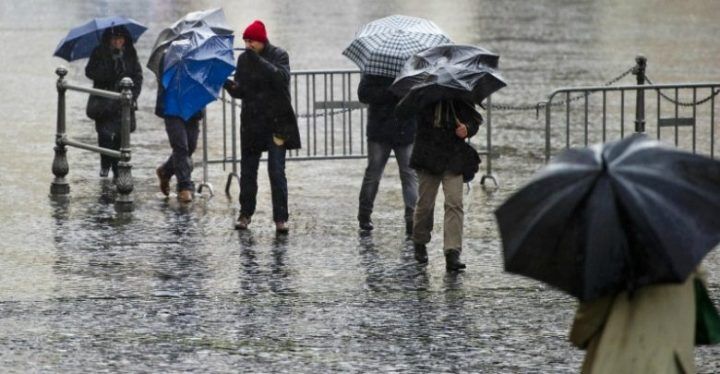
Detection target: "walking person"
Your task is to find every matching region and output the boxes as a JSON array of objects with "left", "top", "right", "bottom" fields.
[
  {"left": 224, "top": 20, "right": 301, "bottom": 233},
  {"left": 569, "top": 268, "right": 717, "bottom": 373},
  {"left": 356, "top": 74, "right": 417, "bottom": 234},
  {"left": 85, "top": 26, "right": 143, "bottom": 179},
  {"left": 154, "top": 50, "right": 203, "bottom": 203},
  {"left": 405, "top": 99, "right": 482, "bottom": 271}
]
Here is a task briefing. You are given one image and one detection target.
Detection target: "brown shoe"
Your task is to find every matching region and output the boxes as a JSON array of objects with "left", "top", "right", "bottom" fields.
[
  {"left": 235, "top": 214, "right": 251, "bottom": 230},
  {"left": 156, "top": 167, "right": 170, "bottom": 196},
  {"left": 275, "top": 221, "right": 289, "bottom": 234},
  {"left": 178, "top": 190, "right": 193, "bottom": 203}
]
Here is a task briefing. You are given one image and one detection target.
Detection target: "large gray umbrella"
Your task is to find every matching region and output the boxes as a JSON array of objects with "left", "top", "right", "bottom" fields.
[
  {"left": 342, "top": 15, "right": 451, "bottom": 78},
  {"left": 147, "top": 8, "right": 233, "bottom": 77}
]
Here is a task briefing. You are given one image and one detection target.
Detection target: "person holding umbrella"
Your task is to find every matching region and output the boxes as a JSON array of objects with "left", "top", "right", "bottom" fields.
[
  {"left": 392, "top": 44, "right": 506, "bottom": 271},
  {"left": 343, "top": 15, "right": 451, "bottom": 235},
  {"left": 83, "top": 25, "right": 143, "bottom": 178},
  {"left": 224, "top": 20, "right": 301, "bottom": 233},
  {"left": 151, "top": 16, "right": 235, "bottom": 203},
  {"left": 495, "top": 135, "right": 720, "bottom": 372}
]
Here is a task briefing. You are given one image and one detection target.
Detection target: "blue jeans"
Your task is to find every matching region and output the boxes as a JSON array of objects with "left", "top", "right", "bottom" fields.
[
  {"left": 161, "top": 116, "right": 200, "bottom": 192},
  {"left": 358, "top": 141, "right": 418, "bottom": 223},
  {"left": 240, "top": 142, "right": 288, "bottom": 222}
]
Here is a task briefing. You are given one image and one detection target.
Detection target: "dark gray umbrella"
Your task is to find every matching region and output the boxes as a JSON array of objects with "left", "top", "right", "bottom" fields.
[
  {"left": 495, "top": 134, "right": 720, "bottom": 302},
  {"left": 342, "top": 15, "right": 451, "bottom": 78},
  {"left": 391, "top": 44, "right": 506, "bottom": 115},
  {"left": 147, "top": 8, "right": 233, "bottom": 77}
]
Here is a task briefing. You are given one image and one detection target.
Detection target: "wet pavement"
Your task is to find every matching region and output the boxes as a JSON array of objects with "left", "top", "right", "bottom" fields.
[{"left": 1, "top": 0, "right": 720, "bottom": 372}]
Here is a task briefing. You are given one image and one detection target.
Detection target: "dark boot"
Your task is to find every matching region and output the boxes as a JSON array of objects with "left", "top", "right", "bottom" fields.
[
  {"left": 445, "top": 249, "right": 466, "bottom": 272},
  {"left": 414, "top": 243, "right": 428, "bottom": 264},
  {"left": 358, "top": 214, "right": 373, "bottom": 231},
  {"left": 235, "top": 214, "right": 251, "bottom": 230},
  {"left": 156, "top": 166, "right": 170, "bottom": 196}
]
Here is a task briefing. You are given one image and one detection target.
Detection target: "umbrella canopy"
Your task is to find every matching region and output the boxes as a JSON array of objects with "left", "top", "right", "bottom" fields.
[
  {"left": 495, "top": 134, "right": 720, "bottom": 302},
  {"left": 342, "top": 15, "right": 451, "bottom": 78},
  {"left": 391, "top": 44, "right": 506, "bottom": 114},
  {"left": 147, "top": 8, "right": 233, "bottom": 77},
  {"left": 162, "top": 27, "right": 235, "bottom": 121},
  {"left": 53, "top": 16, "right": 147, "bottom": 61}
]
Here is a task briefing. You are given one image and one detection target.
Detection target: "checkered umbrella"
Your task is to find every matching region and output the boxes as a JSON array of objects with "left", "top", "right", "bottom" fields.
[{"left": 342, "top": 15, "right": 451, "bottom": 78}]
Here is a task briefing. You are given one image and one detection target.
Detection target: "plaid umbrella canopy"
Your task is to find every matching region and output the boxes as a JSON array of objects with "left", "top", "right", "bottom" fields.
[{"left": 342, "top": 15, "right": 451, "bottom": 78}]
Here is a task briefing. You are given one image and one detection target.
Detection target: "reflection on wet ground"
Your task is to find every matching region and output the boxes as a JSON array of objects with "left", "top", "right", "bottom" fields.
[{"left": 1, "top": 0, "right": 719, "bottom": 372}]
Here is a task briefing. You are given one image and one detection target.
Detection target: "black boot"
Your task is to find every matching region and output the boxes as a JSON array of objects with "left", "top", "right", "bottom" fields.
[
  {"left": 358, "top": 214, "right": 373, "bottom": 231},
  {"left": 445, "top": 249, "right": 466, "bottom": 272},
  {"left": 405, "top": 220, "right": 413, "bottom": 237},
  {"left": 414, "top": 243, "right": 428, "bottom": 264}
]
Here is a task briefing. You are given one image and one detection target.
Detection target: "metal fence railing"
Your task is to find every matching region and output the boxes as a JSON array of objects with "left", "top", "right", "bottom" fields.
[
  {"left": 50, "top": 67, "right": 136, "bottom": 211},
  {"left": 201, "top": 69, "right": 498, "bottom": 195},
  {"left": 543, "top": 56, "right": 720, "bottom": 162}
]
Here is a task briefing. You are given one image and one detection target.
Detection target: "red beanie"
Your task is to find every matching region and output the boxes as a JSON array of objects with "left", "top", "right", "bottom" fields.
[{"left": 243, "top": 20, "right": 268, "bottom": 44}]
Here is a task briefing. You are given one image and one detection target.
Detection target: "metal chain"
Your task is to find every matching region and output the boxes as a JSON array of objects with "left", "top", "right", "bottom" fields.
[
  {"left": 219, "top": 65, "right": 637, "bottom": 119},
  {"left": 645, "top": 75, "right": 720, "bottom": 107},
  {"left": 488, "top": 66, "right": 636, "bottom": 114}
]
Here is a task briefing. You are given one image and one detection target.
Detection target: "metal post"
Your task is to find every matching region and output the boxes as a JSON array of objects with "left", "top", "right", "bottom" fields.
[
  {"left": 114, "top": 77, "right": 134, "bottom": 211},
  {"left": 51, "top": 67, "right": 70, "bottom": 196},
  {"left": 198, "top": 109, "right": 214, "bottom": 196},
  {"left": 633, "top": 55, "right": 647, "bottom": 133},
  {"left": 225, "top": 98, "right": 240, "bottom": 195},
  {"left": 480, "top": 95, "right": 497, "bottom": 187}
]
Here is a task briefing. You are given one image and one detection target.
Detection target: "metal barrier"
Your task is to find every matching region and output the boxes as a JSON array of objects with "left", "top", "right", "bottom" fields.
[
  {"left": 207, "top": 69, "right": 497, "bottom": 195},
  {"left": 50, "top": 67, "right": 135, "bottom": 211},
  {"left": 544, "top": 56, "right": 720, "bottom": 161}
]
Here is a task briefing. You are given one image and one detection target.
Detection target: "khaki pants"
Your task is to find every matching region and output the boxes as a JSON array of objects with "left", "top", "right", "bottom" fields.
[{"left": 412, "top": 170, "right": 464, "bottom": 253}]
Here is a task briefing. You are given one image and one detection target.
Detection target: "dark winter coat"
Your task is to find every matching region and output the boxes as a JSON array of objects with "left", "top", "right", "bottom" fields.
[
  {"left": 225, "top": 43, "right": 301, "bottom": 153},
  {"left": 409, "top": 100, "right": 482, "bottom": 175},
  {"left": 85, "top": 27, "right": 143, "bottom": 121},
  {"left": 357, "top": 75, "right": 416, "bottom": 146}
]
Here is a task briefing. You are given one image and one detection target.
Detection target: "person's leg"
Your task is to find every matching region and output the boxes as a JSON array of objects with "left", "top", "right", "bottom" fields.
[
  {"left": 164, "top": 117, "right": 194, "bottom": 193},
  {"left": 412, "top": 170, "right": 441, "bottom": 245},
  {"left": 267, "top": 143, "right": 289, "bottom": 228},
  {"left": 442, "top": 172, "right": 465, "bottom": 270},
  {"left": 393, "top": 143, "right": 418, "bottom": 234},
  {"left": 239, "top": 148, "right": 261, "bottom": 219},
  {"left": 96, "top": 120, "right": 114, "bottom": 176},
  {"left": 357, "top": 141, "right": 392, "bottom": 228},
  {"left": 412, "top": 170, "right": 441, "bottom": 263}
]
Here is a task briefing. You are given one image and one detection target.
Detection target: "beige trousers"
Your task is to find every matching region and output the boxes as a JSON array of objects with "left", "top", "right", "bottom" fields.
[{"left": 411, "top": 170, "right": 464, "bottom": 253}]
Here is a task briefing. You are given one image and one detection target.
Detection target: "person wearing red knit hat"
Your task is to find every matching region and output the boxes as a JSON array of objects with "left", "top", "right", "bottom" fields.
[{"left": 224, "top": 20, "right": 301, "bottom": 233}]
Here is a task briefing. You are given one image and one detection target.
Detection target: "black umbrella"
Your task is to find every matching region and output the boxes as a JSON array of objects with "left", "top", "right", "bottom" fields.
[
  {"left": 495, "top": 134, "right": 720, "bottom": 302},
  {"left": 391, "top": 44, "right": 506, "bottom": 115},
  {"left": 147, "top": 8, "right": 233, "bottom": 77}
]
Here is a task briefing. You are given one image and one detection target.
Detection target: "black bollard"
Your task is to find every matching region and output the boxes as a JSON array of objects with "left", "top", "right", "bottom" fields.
[
  {"left": 51, "top": 67, "right": 70, "bottom": 196},
  {"left": 115, "top": 77, "right": 134, "bottom": 212},
  {"left": 633, "top": 55, "right": 647, "bottom": 133}
]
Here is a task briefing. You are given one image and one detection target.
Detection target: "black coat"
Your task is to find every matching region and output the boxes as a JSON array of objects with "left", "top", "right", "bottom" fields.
[
  {"left": 85, "top": 27, "right": 143, "bottom": 119},
  {"left": 357, "top": 75, "right": 416, "bottom": 146},
  {"left": 409, "top": 100, "right": 482, "bottom": 175},
  {"left": 225, "top": 43, "right": 301, "bottom": 153}
]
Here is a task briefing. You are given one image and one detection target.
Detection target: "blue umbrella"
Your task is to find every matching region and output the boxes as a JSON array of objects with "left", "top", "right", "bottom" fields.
[
  {"left": 54, "top": 16, "right": 147, "bottom": 61},
  {"left": 162, "top": 27, "right": 235, "bottom": 121}
]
